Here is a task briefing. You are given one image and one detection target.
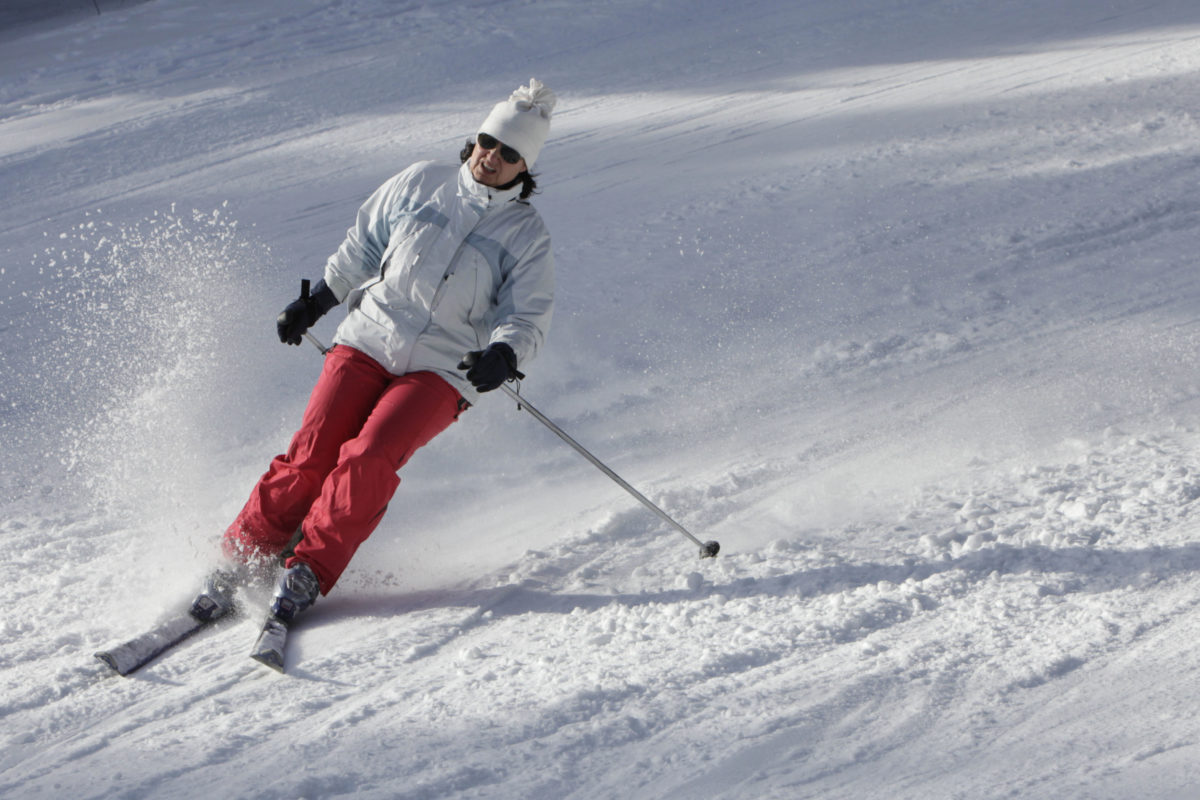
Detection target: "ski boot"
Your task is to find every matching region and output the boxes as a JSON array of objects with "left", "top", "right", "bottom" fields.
[
  {"left": 189, "top": 564, "right": 246, "bottom": 622},
  {"left": 268, "top": 561, "right": 320, "bottom": 624}
]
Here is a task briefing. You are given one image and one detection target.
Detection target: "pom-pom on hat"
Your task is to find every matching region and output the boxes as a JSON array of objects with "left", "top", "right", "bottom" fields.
[{"left": 478, "top": 78, "right": 557, "bottom": 168}]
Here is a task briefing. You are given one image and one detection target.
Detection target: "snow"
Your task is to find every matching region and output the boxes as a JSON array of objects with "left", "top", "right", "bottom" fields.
[{"left": 3, "top": 0, "right": 1200, "bottom": 797}]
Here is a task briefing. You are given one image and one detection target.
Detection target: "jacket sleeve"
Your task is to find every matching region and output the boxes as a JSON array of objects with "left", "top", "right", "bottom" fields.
[
  {"left": 489, "top": 219, "right": 554, "bottom": 367},
  {"left": 322, "top": 166, "right": 419, "bottom": 302}
]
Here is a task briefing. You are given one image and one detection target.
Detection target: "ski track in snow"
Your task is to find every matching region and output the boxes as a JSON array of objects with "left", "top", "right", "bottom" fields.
[{"left": 3, "top": 0, "right": 1200, "bottom": 798}]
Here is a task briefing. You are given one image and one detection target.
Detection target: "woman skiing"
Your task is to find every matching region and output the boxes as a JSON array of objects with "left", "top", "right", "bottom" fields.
[{"left": 191, "top": 79, "right": 557, "bottom": 635}]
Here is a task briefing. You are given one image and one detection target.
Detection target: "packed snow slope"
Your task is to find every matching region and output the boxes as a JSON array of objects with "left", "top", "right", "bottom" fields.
[{"left": 3, "top": 0, "right": 1200, "bottom": 797}]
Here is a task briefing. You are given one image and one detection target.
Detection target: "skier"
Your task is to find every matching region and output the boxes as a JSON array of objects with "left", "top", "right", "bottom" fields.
[{"left": 191, "top": 79, "right": 557, "bottom": 631}]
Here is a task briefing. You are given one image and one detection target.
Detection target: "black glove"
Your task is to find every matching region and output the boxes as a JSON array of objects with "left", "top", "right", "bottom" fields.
[
  {"left": 277, "top": 279, "right": 338, "bottom": 346},
  {"left": 458, "top": 342, "right": 520, "bottom": 392}
]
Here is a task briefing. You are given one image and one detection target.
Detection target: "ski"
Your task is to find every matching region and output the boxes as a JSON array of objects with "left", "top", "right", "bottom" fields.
[
  {"left": 95, "top": 575, "right": 240, "bottom": 676},
  {"left": 249, "top": 616, "right": 290, "bottom": 673},
  {"left": 95, "top": 611, "right": 214, "bottom": 676}
]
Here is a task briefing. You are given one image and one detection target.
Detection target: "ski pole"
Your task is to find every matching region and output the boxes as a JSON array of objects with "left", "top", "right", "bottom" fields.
[
  {"left": 304, "top": 331, "right": 329, "bottom": 355},
  {"left": 498, "top": 382, "right": 720, "bottom": 560}
]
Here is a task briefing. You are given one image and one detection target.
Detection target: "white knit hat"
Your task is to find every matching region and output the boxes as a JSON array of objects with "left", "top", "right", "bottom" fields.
[{"left": 478, "top": 78, "right": 557, "bottom": 168}]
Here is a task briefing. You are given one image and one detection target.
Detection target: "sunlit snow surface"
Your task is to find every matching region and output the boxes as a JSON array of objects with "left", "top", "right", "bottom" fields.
[{"left": 2, "top": 1, "right": 1200, "bottom": 797}]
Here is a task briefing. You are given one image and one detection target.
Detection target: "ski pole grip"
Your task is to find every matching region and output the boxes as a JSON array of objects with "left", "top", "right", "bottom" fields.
[{"left": 301, "top": 278, "right": 310, "bottom": 301}]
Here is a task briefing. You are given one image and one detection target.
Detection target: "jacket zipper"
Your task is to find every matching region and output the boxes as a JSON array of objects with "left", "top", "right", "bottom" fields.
[{"left": 429, "top": 239, "right": 469, "bottom": 311}]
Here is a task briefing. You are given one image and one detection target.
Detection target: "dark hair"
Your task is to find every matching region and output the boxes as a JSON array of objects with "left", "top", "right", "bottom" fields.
[{"left": 460, "top": 139, "right": 539, "bottom": 200}]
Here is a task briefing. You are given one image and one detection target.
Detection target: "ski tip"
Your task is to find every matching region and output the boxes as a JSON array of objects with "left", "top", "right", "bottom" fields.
[
  {"left": 250, "top": 616, "right": 289, "bottom": 673},
  {"left": 250, "top": 651, "right": 286, "bottom": 673},
  {"left": 94, "top": 651, "right": 130, "bottom": 676}
]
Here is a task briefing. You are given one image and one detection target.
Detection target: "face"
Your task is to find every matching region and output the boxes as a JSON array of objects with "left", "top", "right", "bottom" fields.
[{"left": 468, "top": 136, "right": 527, "bottom": 187}]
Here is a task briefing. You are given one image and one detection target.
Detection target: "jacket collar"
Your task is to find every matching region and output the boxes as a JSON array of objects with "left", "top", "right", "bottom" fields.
[{"left": 458, "top": 160, "right": 522, "bottom": 212}]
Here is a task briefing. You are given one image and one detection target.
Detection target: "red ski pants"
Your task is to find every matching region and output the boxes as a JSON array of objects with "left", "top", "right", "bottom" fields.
[{"left": 223, "top": 345, "right": 465, "bottom": 593}]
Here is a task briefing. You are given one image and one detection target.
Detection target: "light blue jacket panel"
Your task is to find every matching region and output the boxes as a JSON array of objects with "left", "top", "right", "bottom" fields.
[{"left": 324, "top": 160, "right": 554, "bottom": 403}]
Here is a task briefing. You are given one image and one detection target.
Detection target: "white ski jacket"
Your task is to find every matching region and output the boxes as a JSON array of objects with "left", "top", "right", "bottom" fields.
[{"left": 322, "top": 160, "right": 554, "bottom": 403}]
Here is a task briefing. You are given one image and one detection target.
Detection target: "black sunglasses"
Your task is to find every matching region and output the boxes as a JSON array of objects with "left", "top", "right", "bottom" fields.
[{"left": 476, "top": 133, "right": 522, "bottom": 165}]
